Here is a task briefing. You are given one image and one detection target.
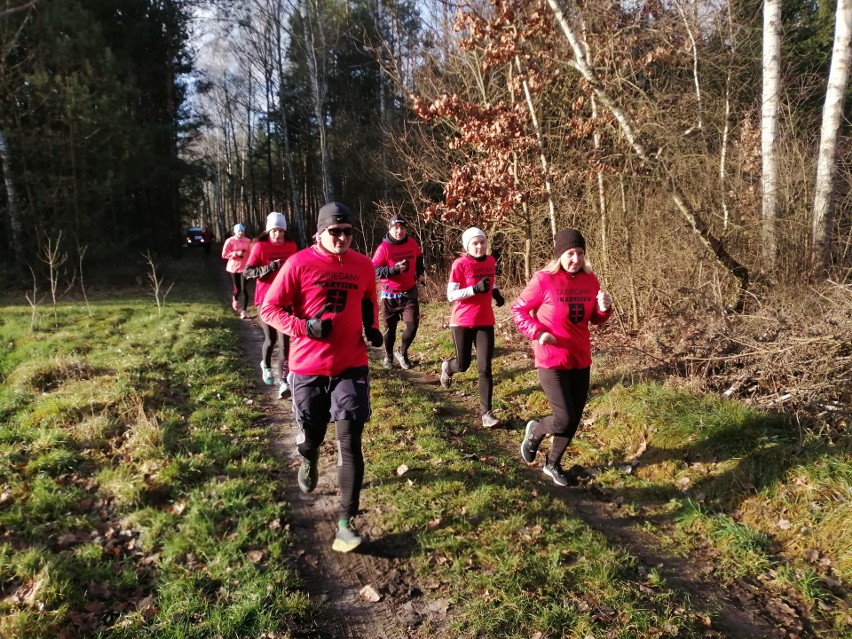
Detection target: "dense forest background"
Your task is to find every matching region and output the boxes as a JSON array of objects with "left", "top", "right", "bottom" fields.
[{"left": 1, "top": 0, "right": 849, "bottom": 311}]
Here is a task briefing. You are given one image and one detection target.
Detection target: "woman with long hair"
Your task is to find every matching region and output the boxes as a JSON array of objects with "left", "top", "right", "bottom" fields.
[{"left": 511, "top": 228, "right": 612, "bottom": 486}]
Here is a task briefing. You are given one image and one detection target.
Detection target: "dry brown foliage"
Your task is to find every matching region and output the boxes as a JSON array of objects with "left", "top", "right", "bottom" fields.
[{"left": 603, "top": 280, "right": 851, "bottom": 437}]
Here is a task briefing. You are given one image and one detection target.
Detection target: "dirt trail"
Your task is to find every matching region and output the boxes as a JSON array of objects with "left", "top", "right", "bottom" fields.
[{"left": 207, "top": 254, "right": 788, "bottom": 639}]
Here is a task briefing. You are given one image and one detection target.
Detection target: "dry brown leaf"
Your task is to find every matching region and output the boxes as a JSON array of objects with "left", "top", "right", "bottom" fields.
[
  {"left": 137, "top": 594, "right": 158, "bottom": 619},
  {"left": 803, "top": 548, "right": 820, "bottom": 563},
  {"left": 423, "top": 598, "right": 450, "bottom": 615},
  {"left": 359, "top": 584, "right": 381, "bottom": 602},
  {"left": 8, "top": 577, "right": 45, "bottom": 607},
  {"left": 246, "top": 550, "right": 265, "bottom": 563}
]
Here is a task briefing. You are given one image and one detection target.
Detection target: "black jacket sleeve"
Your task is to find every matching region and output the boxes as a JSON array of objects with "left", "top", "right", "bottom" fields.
[
  {"left": 416, "top": 256, "right": 425, "bottom": 278},
  {"left": 375, "top": 264, "right": 394, "bottom": 279}
]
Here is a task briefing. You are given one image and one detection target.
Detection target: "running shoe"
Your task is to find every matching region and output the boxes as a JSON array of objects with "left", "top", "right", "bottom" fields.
[
  {"left": 332, "top": 519, "right": 362, "bottom": 553},
  {"left": 481, "top": 411, "right": 500, "bottom": 428},
  {"left": 543, "top": 463, "right": 570, "bottom": 487},
  {"left": 232, "top": 298, "right": 239, "bottom": 311},
  {"left": 520, "top": 420, "right": 541, "bottom": 463},
  {"left": 394, "top": 349, "right": 414, "bottom": 370},
  {"left": 240, "top": 310, "right": 247, "bottom": 319},
  {"left": 382, "top": 355, "right": 393, "bottom": 369},
  {"left": 440, "top": 360, "right": 452, "bottom": 388},
  {"left": 260, "top": 361, "right": 274, "bottom": 385},
  {"left": 297, "top": 451, "right": 318, "bottom": 493},
  {"left": 278, "top": 381, "right": 291, "bottom": 399}
]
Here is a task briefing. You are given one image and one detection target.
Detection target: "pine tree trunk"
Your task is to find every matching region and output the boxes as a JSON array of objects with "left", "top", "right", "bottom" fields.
[
  {"left": 301, "top": 0, "right": 334, "bottom": 204},
  {"left": 275, "top": 0, "right": 309, "bottom": 246}
]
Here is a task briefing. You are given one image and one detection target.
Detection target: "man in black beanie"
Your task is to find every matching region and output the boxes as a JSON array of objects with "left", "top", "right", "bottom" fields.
[
  {"left": 316, "top": 201, "right": 355, "bottom": 232},
  {"left": 261, "top": 201, "right": 383, "bottom": 553}
]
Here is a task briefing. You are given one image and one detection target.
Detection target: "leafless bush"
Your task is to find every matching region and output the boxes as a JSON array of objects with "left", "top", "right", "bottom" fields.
[
  {"left": 142, "top": 251, "right": 174, "bottom": 315},
  {"left": 620, "top": 281, "right": 851, "bottom": 440},
  {"left": 38, "top": 231, "right": 78, "bottom": 325},
  {"left": 77, "top": 242, "right": 91, "bottom": 317},
  {"left": 24, "top": 265, "right": 44, "bottom": 331}
]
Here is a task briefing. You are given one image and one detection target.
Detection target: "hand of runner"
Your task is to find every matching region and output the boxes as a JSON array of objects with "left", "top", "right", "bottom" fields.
[{"left": 306, "top": 305, "right": 332, "bottom": 338}]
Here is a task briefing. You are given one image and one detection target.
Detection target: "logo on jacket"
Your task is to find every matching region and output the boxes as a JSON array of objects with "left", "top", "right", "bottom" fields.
[
  {"left": 326, "top": 289, "right": 347, "bottom": 312},
  {"left": 568, "top": 303, "right": 585, "bottom": 324}
]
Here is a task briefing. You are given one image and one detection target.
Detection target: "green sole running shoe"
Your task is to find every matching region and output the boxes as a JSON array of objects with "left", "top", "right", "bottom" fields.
[{"left": 332, "top": 520, "right": 362, "bottom": 553}]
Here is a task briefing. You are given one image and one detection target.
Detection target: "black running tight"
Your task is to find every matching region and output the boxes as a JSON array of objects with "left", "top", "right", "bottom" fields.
[
  {"left": 334, "top": 419, "right": 364, "bottom": 520},
  {"left": 447, "top": 325, "right": 494, "bottom": 414},
  {"left": 230, "top": 272, "right": 248, "bottom": 311},
  {"left": 533, "top": 367, "right": 590, "bottom": 466},
  {"left": 258, "top": 315, "right": 289, "bottom": 379}
]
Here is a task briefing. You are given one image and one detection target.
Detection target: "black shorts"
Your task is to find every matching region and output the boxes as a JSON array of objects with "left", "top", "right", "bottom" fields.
[
  {"left": 290, "top": 365, "right": 371, "bottom": 425},
  {"left": 380, "top": 295, "right": 419, "bottom": 326}
]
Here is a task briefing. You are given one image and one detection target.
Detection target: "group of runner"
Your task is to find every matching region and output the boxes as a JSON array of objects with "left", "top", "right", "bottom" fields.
[{"left": 221, "top": 202, "right": 612, "bottom": 553}]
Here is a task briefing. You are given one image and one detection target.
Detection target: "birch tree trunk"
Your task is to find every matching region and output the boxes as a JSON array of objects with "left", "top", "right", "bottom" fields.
[
  {"left": 0, "top": 130, "right": 24, "bottom": 269},
  {"left": 578, "top": 12, "right": 608, "bottom": 280},
  {"left": 545, "top": 0, "right": 749, "bottom": 307},
  {"left": 811, "top": 0, "right": 852, "bottom": 276},
  {"left": 761, "top": 0, "right": 781, "bottom": 270}
]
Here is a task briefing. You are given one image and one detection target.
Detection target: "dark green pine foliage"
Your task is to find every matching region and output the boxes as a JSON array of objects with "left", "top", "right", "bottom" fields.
[{"left": 0, "top": 0, "right": 194, "bottom": 272}]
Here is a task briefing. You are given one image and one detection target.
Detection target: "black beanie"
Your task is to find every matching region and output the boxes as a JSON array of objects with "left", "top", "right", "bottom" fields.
[
  {"left": 554, "top": 229, "right": 586, "bottom": 257},
  {"left": 388, "top": 215, "right": 407, "bottom": 228},
  {"left": 317, "top": 202, "right": 354, "bottom": 232}
]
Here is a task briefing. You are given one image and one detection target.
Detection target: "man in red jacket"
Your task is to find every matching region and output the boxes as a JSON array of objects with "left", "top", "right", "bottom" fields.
[
  {"left": 371, "top": 215, "right": 425, "bottom": 369},
  {"left": 261, "top": 202, "right": 382, "bottom": 553}
]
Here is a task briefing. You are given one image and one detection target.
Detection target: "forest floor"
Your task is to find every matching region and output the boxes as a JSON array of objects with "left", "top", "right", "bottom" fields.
[{"left": 212, "top": 253, "right": 848, "bottom": 639}]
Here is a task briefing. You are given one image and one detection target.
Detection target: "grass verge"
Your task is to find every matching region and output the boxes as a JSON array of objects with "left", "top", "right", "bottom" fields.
[
  {"left": 0, "top": 255, "right": 315, "bottom": 638},
  {"left": 362, "top": 300, "right": 850, "bottom": 637}
]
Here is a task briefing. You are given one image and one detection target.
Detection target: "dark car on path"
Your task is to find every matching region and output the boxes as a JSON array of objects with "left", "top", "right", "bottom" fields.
[{"left": 184, "top": 227, "right": 205, "bottom": 247}]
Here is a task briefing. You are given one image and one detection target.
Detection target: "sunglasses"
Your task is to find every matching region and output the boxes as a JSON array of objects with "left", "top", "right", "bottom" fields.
[{"left": 326, "top": 227, "right": 353, "bottom": 237}]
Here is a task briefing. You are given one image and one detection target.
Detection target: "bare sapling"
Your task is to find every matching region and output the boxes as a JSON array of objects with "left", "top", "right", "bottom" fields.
[
  {"left": 142, "top": 251, "right": 174, "bottom": 315},
  {"left": 77, "top": 242, "right": 92, "bottom": 316},
  {"left": 40, "top": 231, "right": 69, "bottom": 325},
  {"left": 25, "top": 265, "right": 45, "bottom": 331}
]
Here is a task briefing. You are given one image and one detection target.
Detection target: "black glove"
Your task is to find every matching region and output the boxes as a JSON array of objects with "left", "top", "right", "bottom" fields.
[
  {"left": 365, "top": 327, "right": 383, "bottom": 347},
  {"left": 472, "top": 277, "right": 490, "bottom": 294},
  {"left": 492, "top": 288, "right": 505, "bottom": 307},
  {"left": 305, "top": 305, "right": 332, "bottom": 338}
]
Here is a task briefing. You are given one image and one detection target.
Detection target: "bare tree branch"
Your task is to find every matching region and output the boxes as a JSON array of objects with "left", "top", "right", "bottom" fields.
[{"left": 546, "top": 0, "right": 749, "bottom": 308}]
